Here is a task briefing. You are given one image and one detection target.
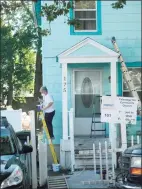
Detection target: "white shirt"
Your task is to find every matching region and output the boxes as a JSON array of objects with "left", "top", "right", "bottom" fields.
[{"left": 43, "top": 94, "right": 55, "bottom": 113}]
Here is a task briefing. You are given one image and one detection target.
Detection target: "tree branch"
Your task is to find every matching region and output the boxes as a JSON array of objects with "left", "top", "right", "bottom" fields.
[{"left": 20, "top": 0, "right": 35, "bottom": 23}]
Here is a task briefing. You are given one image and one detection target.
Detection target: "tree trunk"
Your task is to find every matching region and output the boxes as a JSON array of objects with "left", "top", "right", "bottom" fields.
[
  {"left": 34, "top": 50, "right": 42, "bottom": 101},
  {"left": 34, "top": 31, "right": 42, "bottom": 129},
  {"left": 34, "top": 28, "right": 42, "bottom": 102},
  {"left": 20, "top": 1, "right": 42, "bottom": 103},
  {"left": 7, "top": 72, "right": 13, "bottom": 106},
  {"left": 7, "top": 59, "right": 14, "bottom": 106}
]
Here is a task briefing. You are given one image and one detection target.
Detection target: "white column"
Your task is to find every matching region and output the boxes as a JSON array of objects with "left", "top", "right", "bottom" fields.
[
  {"left": 121, "top": 121, "right": 127, "bottom": 150},
  {"left": 69, "top": 108, "right": 75, "bottom": 172},
  {"left": 29, "top": 110, "right": 37, "bottom": 189},
  {"left": 39, "top": 142, "right": 48, "bottom": 187},
  {"left": 62, "top": 63, "right": 68, "bottom": 140},
  {"left": 111, "top": 60, "right": 127, "bottom": 152},
  {"left": 110, "top": 60, "right": 117, "bottom": 168},
  {"left": 110, "top": 59, "right": 117, "bottom": 97}
]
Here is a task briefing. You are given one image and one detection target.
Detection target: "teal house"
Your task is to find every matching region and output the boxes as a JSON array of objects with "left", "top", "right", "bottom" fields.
[{"left": 35, "top": 1, "right": 141, "bottom": 168}]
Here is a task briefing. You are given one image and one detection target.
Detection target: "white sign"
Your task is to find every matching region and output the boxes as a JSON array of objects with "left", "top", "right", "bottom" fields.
[
  {"left": 101, "top": 96, "right": 138, "bottom": 124},
  {"left": 116, "top": 97, "right": 138, "bottom": 124}
]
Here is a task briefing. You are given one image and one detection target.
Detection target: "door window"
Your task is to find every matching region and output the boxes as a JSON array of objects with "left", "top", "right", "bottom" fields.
[{"left": 74, "top": 71, "right": 102, "bottom": 117}]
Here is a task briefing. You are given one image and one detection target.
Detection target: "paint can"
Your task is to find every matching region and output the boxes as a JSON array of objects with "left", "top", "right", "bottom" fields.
[
  {"left": 52, "top": 164, "right": 60, "bottom": 172},
  {"left": 36, "top": 105, "right": 41, "bottom": 112}
]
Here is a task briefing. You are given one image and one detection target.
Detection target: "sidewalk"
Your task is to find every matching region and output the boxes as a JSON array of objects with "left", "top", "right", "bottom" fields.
[
  {"left": 48, "top": 169, "right": 114, "bottom": 189},
  {"left": 67, "top": 170, "right": 110, "bottom": 189}
]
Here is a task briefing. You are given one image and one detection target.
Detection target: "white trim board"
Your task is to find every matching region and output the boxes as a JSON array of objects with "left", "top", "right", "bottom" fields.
[{"left": 59, "top": 57, "right": 118, "bottom": 64}]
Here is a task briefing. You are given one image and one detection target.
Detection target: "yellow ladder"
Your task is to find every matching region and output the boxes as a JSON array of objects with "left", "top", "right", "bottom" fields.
[
  {"left": 111, "top": 36, "right": 141, "bottom": 114},
  {"left": 37, "top": 111, "right": 58, "bottom": 164}
]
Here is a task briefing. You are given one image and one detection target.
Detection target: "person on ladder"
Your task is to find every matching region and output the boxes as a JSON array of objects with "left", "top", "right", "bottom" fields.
[{"left": 40, "top": 86, "right": 55, "bottom": 140}]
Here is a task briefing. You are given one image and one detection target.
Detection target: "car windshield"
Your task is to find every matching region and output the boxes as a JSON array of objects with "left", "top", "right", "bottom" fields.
[{"left": 0, "top": 128, "right": 16, "bottom": 155}]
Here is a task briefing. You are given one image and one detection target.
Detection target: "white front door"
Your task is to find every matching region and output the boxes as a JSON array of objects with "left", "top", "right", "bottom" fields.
[{"left": 73, "top": 70, "right": 102, "bottom": 136}]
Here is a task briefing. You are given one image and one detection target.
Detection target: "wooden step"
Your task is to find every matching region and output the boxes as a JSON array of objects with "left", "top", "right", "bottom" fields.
[
  {"left": 75, "top": 148, "right": 112, "bottom": 155},
  {"left": 48, "top": 176, "right": 69, "bottom": 189},
  {"left": 75, "top": 159, "right": 113, "bottom": 169},
  {"left": 75, "top": 154, "right": 112, "bottom": 159}
]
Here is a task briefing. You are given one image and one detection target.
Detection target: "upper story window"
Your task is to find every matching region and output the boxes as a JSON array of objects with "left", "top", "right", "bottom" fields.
[
  {"left": 75, "top": 1, "right": 96, "bottom": 31},
  {"left": 123, "top": 67, "right": 142, "bottom": 101},
  {"left": 70, "top": 0, "right": 102, "bottom": 35}
]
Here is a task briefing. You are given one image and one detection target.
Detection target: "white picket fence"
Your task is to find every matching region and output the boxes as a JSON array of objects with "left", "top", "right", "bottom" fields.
[
  {"left": 29, "top": 110, "right": 48, "bottom": 189},
  {"left": 80, "top": 141, "right": 114, "bottom": 187},
  {"left": 25, "top": 136, "right": 32, "bottom": 187},
  {"left": 79, "top": 135, "right": 141, "bottom": 187},
  {"left": 38, "top": 141, "right": 48, "bottom": 187},
  {"left": 28, "top": 109, "right": 141, "bottom": 188},
  {"left": 130, "top": 135, "right": 141, "bottom": 147},
  {"left": 93, "top": 141, "right": 114, "bottom": 184},
  {"left": 68, "top": 108, "right": 115, "bottom": 187},
  {"left": 71, "top": 141, "right": 115, "bottom": 188},
  {"left": 69, "top": 108, "right": 75, "bottom": 172},
  {"left": 68, "top": 108, "right": 142, "bottom": 187}
]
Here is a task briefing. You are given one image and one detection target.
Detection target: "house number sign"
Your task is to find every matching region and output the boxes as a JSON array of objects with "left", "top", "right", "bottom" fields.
[{"left": 63, "top": 76, "right": 67, "bottom": 92}]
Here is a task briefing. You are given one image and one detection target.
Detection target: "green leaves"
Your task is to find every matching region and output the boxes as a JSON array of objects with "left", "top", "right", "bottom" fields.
[
  {"left": 112, "top": 0, "right": 126, "bottom": 9},
  {"left": 1, "top": 1, "right": 36, "bottom": 103},
  {"left": 41, "top": 0, "right": 76, "bottom": 34},
  {"left": 41, "top": 0, "right": 127, "bottom": 36}
]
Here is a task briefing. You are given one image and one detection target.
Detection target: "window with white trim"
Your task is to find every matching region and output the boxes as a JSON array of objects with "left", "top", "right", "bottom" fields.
[
  {"left": 123, "top": 68, "right": 142, "bottom": 100},
  {"left": 74, "top": 0, "right": 97, "bottom": 31}
]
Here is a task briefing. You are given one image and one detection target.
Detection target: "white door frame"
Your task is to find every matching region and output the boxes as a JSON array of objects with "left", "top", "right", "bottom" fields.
[
  {"left": 58, "top": 38, "right": 118, "bottom": 169},
  {"left": 72, "top": 69, "right": 103, "bottom": 135}
]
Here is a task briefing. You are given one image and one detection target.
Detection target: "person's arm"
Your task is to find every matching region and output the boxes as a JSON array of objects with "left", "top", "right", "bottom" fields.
[{"left": 42, "top": 102, "right": 53, "bottom": 111}]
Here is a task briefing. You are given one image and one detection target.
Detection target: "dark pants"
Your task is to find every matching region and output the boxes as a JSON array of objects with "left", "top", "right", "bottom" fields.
[{"left": 45, "top": 111, "right": 55, "bottom": 138}]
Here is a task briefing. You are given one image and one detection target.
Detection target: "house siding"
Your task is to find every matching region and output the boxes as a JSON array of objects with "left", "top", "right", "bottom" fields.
[
  {"left": 42, "top": 1, "right": 141, "bottom": 62},
  {"left": 41, "top": 1, "right": 141, "bottom": 144}
]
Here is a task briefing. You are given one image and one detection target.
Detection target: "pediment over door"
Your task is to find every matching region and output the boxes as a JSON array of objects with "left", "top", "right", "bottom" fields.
[{"left": 58, "top": 37, "right": 119, "bottom": 63}]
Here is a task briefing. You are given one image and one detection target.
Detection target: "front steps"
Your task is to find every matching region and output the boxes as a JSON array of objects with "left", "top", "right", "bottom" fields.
[{"left": 74, "top": 136, "right": 112, "bottom": 170}]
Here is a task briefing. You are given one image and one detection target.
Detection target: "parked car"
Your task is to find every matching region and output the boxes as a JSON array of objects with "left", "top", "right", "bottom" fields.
[
  {"left": 16, "top": 130, "right": 38, "bottom": 147},
  {"left": 116, "top": 144, "right": 142, "bottom": 189},
  {"left": 0, "top": 117, "right": 33, "bottom": 189},
  {"left": 16, "top": 130, "right": 39, "bottom": 163}
]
